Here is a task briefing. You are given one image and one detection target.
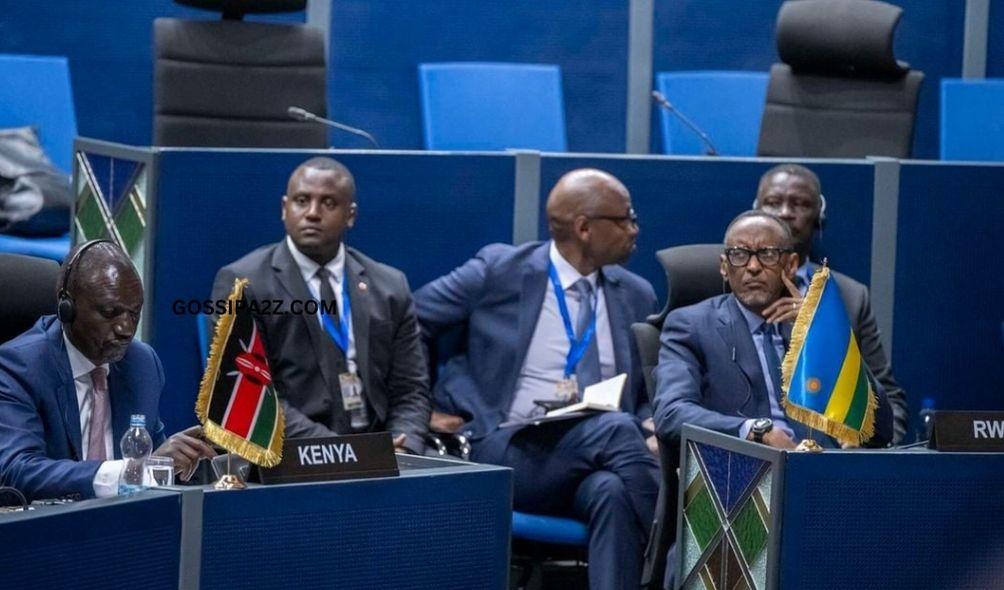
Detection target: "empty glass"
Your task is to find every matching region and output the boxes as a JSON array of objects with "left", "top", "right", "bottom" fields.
[{"left": 146, "top": 455, "right": 175, "bottom": 487}]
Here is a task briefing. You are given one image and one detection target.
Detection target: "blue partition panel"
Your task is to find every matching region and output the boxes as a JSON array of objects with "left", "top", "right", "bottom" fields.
[
  {"left": 151, "top": 150, "right": 516, "bottom": 433},
  {"left": 653, "top": 1, "right": 965, "bottom": 159},
  {"left": 894, "top": 162, "right": 1004, "bottom": 420},
  {"left": 0, "top": 493, "right": 182, "bottom": 590},
  {"left": 200, "top": 466, "right": 511, "bottom": 590},
  {"left": 329, "top": 0, "right": 628, "bottom": 152},
  {"left": 537, "top": 156, "right": 874, "bottom": 303},
  {"left": 781, "top": 451, "right": 1004, "bottom": 589}
]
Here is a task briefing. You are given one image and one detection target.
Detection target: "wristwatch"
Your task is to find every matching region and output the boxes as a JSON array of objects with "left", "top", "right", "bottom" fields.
[{"left": 751, "top": 418, "right": 773, "bottom": 443}]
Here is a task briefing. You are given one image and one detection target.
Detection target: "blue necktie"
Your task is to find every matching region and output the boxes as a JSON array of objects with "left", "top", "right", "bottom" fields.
[
  {"left": 572, "top": 279, "right": 601, "bottom": 389},
  {"left": 760, "top": 322, "right": 784, "bottom": 399}
]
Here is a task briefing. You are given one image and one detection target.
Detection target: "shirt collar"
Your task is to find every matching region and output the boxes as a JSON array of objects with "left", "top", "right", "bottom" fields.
[
  {"left": 549, "top": 241, "right": 599, "bottom": 290},
  {"left": 62, "top": 331, "right": 107, "bottom": 380},
  {"left": 734, "top": 296, "right": 767, "bottom": 335},
  {"left": 286, "top": 236, "right": 345, "bottom": 283},
  {"left": 795, "top": 260, "right": 812, "bottom": 292}
]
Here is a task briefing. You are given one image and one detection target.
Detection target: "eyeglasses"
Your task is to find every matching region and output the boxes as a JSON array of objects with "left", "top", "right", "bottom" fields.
[
  {"left": 588, "top": 208, "right": 638, "bottom": 227},
  {"left": 724, "top": 246, "right": 791, "bottom": 267}
]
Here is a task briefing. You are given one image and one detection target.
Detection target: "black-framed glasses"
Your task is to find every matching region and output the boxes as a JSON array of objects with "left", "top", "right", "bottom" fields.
[
  {"left": 724, "top": 246, "right": 791, "bottom": 267},
  {"left": 588, "top": 208, "right": 638, "bottom": 227}
]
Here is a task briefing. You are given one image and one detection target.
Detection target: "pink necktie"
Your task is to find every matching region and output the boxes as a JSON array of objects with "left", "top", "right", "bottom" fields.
[{"left": 87, "top": 367, "right": 109, "bottom": 461}]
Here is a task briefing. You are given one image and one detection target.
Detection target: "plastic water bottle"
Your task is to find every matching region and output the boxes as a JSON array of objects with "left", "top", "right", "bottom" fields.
[{"left": 119, "top": 414, "right": 152, "bottom": 495}]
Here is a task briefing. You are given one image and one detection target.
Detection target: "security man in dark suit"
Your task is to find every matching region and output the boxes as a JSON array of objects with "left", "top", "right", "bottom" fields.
[
  {"left": 211, "top": 157, "right": 430, "bottom": 453},
  {"left": 754, "top": 163, "right": 908, "bottom": 443}
]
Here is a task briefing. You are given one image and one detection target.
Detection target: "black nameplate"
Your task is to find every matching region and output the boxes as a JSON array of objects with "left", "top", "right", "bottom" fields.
[
  {"left": 259, "top": 432, "right": 399, "bottom": 484},
  {"left": 930, "top": 411, "right": 1004, "bottom": 452}
]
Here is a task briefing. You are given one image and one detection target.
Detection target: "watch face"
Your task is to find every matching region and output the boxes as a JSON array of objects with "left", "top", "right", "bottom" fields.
[{"left": 753, "top": 418, "right": 773, "bottom": 432}]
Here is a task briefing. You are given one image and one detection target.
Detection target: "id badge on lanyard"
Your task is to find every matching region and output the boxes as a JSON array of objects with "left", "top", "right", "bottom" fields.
[{"left": 547, "top": 261, "right": 597, "bottom": 401}]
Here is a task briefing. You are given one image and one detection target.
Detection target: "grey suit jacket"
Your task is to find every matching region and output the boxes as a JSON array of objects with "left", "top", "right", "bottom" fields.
[
  {"left": 211, "top": 241, "right": 430, "bottom": 453},
  {"left": 826, "top": 266, "right": 908, "bottom": 443}
]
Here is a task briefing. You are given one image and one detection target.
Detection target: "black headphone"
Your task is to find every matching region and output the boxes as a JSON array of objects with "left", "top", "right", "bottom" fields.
[
  {"left": 57, "top": 239, "right": 115, "bottom": 324},
  {"left": 752, "top": 193, "right": 827, "bottom": 230}
]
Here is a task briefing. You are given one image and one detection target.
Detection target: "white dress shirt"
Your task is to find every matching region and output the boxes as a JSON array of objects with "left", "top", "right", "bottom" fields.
[
  {"left": 63, "top": 333, "right": 123, "bottom": 497},
  {"left": 508, "top": 242, "right": 616, "bottom": 421},
  {"left": 285, "top": 237, "right": 358, "bottom": 375}
]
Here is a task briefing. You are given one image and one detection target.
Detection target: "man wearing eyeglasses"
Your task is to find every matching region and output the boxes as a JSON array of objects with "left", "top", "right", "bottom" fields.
[
  {"left": 755, "top": 164, "right": 908, "bottom": 443},
  {"left": 651, "top": 210, "right": 894, "bottom": 450},
  {"left": 414, "top": 168, "right": 659, "bottom": 590}
]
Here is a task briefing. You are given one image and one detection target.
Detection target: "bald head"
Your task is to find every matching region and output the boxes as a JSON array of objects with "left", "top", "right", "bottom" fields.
[
  {"left": 544, "top": 168, "right": 638, "bottom": 273},
  {"left": 546, "top": 169, "right": 629, "bottom": 241},
  {"left": 61, "top": 241, "right": 139, "bottom": 297}
]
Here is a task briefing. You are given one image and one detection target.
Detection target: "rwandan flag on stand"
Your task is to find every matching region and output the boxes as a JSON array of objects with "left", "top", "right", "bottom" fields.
[
  {"left": 195, "top": 278, "right": 284, "bottom": 467},
  {"left": 781, "top": 265, "right": 877, "bottom": 446}
]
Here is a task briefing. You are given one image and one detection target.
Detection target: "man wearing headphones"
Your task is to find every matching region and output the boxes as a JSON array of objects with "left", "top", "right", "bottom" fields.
[
  {"left": 0, "top": 240, "right": 215, "bottom": 501},
  {"left": 754, "top": 164, "right": 908, "bottom": 443}
]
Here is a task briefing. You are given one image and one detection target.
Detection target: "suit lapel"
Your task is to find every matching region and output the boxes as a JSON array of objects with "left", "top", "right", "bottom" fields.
[
  {"left": 345, "top": 251, "right": 370, "bottom": 391},
  {"left": 513, "top": 244, "right": 550, "bottom": 382},
  {"left": 717, "top": 297, "right": 769, "bottom": 415},
  {"left": 271, "top": 242, "right": 334, "bottom": 392},
  {"left": 600, "top": 269, "right": 631, "bottom": 375},
  {"left": 47, "top": 321, "right": 82, "bottom": 460}
]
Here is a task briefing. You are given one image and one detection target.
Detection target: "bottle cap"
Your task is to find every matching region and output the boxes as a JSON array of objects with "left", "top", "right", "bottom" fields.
[{"left": 130, "top": 414, "right": 146, "bottom": 427}]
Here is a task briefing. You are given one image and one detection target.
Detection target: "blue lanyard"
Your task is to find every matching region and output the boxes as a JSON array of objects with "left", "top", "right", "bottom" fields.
[
  {"left": 547, "top": 261, "right": 597, "bottom": 378},
  {"left": 318, "top": 274, "right": 352, "bottom": 354}
]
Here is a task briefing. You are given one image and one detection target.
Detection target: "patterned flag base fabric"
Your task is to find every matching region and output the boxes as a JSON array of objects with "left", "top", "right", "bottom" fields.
[
  {"left": 196, "top": 278, "right": 284, "bottom": 467},
  {"left": 781, "top": 266, "right": 877, "bottom": 446}
]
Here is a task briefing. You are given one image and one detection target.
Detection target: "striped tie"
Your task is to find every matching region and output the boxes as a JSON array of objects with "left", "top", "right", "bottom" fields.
[{"left": 87, "top": 367, "right": 109, "bottom": 461}]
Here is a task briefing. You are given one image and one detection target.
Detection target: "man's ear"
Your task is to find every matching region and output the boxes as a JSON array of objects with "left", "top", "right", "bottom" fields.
[
  {"left": 347, "top": 202, "right": 358, "bottom": 228},
  {"left": 573, "top": 215, "right": 589, "bottom": 240},
  {"left": 719, "top": 254, "right": 729, "bottom": 280}
]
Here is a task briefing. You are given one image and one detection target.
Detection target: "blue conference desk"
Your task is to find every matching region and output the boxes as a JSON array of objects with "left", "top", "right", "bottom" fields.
[
  {"left": 675, "top": 426, "right": 1004, "bottom": 590},
  {"left": 0, "top": 456, "right": 511, "bottom": 590}
]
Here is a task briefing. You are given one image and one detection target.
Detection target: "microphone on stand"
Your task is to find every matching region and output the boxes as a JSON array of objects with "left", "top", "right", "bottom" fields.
[
  {"left": 287, "top": 106, "right": 380, "bottom": 149},
  {"left": 650, "top": 91, "right": 718, "bottom": 156}
]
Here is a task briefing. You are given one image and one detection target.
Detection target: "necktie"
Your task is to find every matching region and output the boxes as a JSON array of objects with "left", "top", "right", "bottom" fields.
[
  {"left": 572, "top": 278, "right": 601, "bottom": 389},
  {"left": 87, "top": 367, "right": 109, "bottom": 461},
  {"left": 315, "top": 267, "right": 340, "bottom": 328},
  {"left": 760, "top": 323, "right": 784, "bottom": 401}
]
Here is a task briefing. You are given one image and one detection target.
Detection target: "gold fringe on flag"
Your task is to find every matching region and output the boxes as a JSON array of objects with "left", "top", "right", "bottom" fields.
[
  {"left": 780, "top": 265, "right": 877, "bottom": 446},
  {"left": 194, "top": 278, "right": 284, "bottom": 467}
]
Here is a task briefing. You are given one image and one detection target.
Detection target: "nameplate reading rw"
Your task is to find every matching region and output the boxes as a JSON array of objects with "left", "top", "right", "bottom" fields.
[
  {"left": 929, "top": 411, "right": 1004, "bottom": 452},
  {"left": 259, "top": 432, "right": 399, "bottom": 484}
]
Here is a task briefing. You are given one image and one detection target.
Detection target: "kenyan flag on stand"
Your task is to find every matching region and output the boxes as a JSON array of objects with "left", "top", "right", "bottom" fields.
[{"left": 195, "top": 278, "right": 284, "bottom": 467}]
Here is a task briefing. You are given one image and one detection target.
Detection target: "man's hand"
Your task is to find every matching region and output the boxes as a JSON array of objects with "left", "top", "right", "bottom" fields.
[
  {"left": 762, "top": 274, "right": 803, "bottom": 324},
  {"left": 641, "top": 418, "right": 659, "bottom": 455},
  {"left": 429, "top": 411, "right": 464, "bottom": 434},
  {"left": 762, "top": 428, "right": 798, "bottom": 450},
  {"left": 153, "top": 425, "right": 216, "bottom": 480},
  {"left": 392, "top": 433, "right": 409, "bottom": 454}
]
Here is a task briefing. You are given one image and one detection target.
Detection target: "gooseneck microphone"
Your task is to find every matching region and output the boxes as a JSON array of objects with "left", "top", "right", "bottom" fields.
[
  {"left": 287, "top": 106, "right": 380, "bottom": 149},
  {"left": 650, "top": 91, "right": 718, "bottom": 156}
]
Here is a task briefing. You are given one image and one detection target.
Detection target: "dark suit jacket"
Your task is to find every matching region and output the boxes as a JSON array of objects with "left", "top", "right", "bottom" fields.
[
  {"left": 652, "top": 294, "right": 893, "bottom": 447},
  {"left": 211, "top": 241, "right": 430, "bottom": 453},
  {"left": 0, "top": 316, "right": 166, "bottom": 501},
  {"left": 823, "top": 265, "right": 908, "bottom": 443},
  {"left": 413, "top": 241, "right": 658, "bottom": 457}
]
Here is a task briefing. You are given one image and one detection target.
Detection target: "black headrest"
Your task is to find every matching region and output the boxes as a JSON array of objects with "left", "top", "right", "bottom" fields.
[
  {"left": 776, "top": 0, "right": 908, "bottom": 79},
  {"left": 657, "top": 243, "right": 725, "bottom": 313},
  {"left": 175, "top": 0, "right": 306, "bottom": 19},
  {"left": 0, "top": 254, "right": 60, "bottom": 344}
]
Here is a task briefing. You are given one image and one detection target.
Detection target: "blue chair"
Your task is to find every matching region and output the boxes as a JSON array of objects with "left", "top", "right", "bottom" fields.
[
  {"left": 418, "top": 62, "right": 567, "bottom": 152},
  {"left": 655, "top": 71, "right": 768, "bottom": 156},
  {"left": 0, "top": 54, "right": 77, "bottom": 174},
  {"left": 0, "top": 54, "right": 77, "bottom": 261},
  {"left": 941, "top": 79, "right": 1004, "bottom": 161}
]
